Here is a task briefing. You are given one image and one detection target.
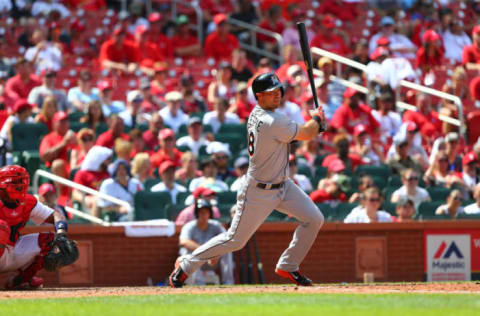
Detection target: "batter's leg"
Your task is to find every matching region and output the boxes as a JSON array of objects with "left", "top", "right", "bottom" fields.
[
  {"left": 275, "top": 179, "right": 324, "bottom": 272},
  {"left": 179, "top": 182, "right": 277, "bottom": 276}
]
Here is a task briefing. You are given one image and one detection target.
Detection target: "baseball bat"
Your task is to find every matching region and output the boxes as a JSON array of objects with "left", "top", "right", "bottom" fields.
[
  {"left": 252, "top": 234, "right": 265, "bottom": 284},
  {"left": 236, "top": 249, "right": 246, "bottom": 284},
  {"left": 246, "top": 240, "right": 254, "bottom": 284},
  {"left": 296, "top": 21, "right": 326, "bottom": 132}
]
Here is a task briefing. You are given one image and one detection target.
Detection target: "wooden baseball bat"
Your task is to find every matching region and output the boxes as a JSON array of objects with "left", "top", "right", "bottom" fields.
[
  {"left": 246, "top": 240, "right": 254, "bottom": 284},
  {"left": 296, "top": 21, "right": 326, "bottom": 132},
  {"left": 252, "top": 234, "right": 265, "bottom": 284}
]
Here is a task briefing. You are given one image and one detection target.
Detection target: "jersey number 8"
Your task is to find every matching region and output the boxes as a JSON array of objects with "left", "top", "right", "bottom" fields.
[{"left": 248, "top": 131, "right": 255, "bottom": 156}]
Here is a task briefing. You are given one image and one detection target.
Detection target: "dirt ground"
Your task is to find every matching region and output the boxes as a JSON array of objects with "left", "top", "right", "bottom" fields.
[{"left": 0, "top": 282, "right": 479, "bottom": 299}]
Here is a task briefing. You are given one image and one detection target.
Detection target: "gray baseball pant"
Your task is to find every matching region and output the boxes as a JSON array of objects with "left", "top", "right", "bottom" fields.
[{"left": 179, "top": 177, "right": 324, "bottom": 275}]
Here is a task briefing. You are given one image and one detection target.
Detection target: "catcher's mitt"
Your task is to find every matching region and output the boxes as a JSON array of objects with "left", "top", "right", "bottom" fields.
[{"left": 44, "top": 233, "right": 79, "bottom": 271}]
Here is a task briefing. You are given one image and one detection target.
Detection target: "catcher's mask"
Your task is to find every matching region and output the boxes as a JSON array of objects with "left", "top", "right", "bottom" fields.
[{"left": 0, "top": 165, "right": 29, "bottom": 202}]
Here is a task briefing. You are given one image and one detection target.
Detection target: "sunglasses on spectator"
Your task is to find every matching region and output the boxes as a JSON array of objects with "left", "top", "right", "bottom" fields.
[
  {"left": 406, "top": 176, "right": 418, "bottom": 181},
  {"left": 439, "top": 158, "right": 448, "bottom": 162},
  {"left": 367, "top": 197, "right": 380, "bottom": 202},
  {"left": 453, "top": 196, "right": 462, "bottom": 201},
  {"left": 215, "top": 155, "right": 228, "bottom": 160},
  {"left": 81, "top": 136, "right": 94, "bottom": 142}
]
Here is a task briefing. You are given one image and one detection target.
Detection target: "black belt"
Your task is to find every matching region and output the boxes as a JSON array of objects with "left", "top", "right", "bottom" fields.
[{"left": 256, "top": 182, "right": 284, "bottom": 190}]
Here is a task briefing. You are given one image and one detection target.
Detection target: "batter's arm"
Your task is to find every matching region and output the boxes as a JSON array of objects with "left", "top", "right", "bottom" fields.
[{"left": 295, "top": 119, "right": 321, "bottom": 141}]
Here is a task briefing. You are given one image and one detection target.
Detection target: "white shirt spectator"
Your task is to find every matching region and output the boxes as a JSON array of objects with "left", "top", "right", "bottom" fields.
[
  {"left": 372, "top": 110, "right": 402, "bottom": 139},
  {"left": 25, "top": 43, "right": 62, "bottom": 72},
  {"left": 176, "top": 136, "right": 210, "bottom": 156},
  {"left": 202, "top": 111, "right": 240, "bottom": 133},
  {"left": 28, "top": 86, "right": 70, "bottom": 111},
  {"left": 369, "top": 32, "right": 417, "bottom": 59},
  {"left": 293, "top": 174, "right": 313, "bottom": 192},
  {"left": 276, "top": 101, "right": 305, "bottom": 125},
  {"left": 67, "top": 87, "right": 99, "bottom": 110},
  {"left": 230, "top": 174, "right": 246, "bottom": 191},
  {"left": 464, "top": 203, "right": 480, "bottom": 214},
  {"left": 151, "top": 182, "right": 187, "bottom": 204},
  {"left": 343, "top": 206, "right": 392, "bottom": 223},
  {"left": 98, "top": 178, "right": 144, "bottom": 208},
  {"left": 462, "top": 172, "right": 479, "bottom": 190},
  {"left": 118, "top": 110, "right": 149, "bottom": 128},
  {"left": 391, "top": 185, "right": 430, "bottom": 210},
  {"left": 159, "top": 107, "right": 189, "bottom": 133},
  {"left": 189, "top": 177, "right": 229, "bottom": 192},
  {"left": 31, "top": 1, "right": 70, "bottom": 18},
  {"left": 436, "top": 204, "right": 465, "bottom": 216},
  {"left": 442, "top": 29, "right": 471, "bottom": 63},
  {"left": 380, "top": 57, "right": 417, "bottom": 89},
  {"left": 365, "top": 61, "right": 384, "bottom": 83}
]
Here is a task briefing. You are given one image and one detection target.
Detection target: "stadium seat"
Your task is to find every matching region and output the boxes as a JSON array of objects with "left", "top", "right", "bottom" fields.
[
  {"left": 144, "top": 178, "right": 162, "bottom": 191},
  {"left": 427, "top": 187, "right": 451, "bottom": 202},
  {"left": 22, "top": 151, "right": 43, "bottom": 179},
  {"left": 176, "top": 191, "right": 191, "bottom": 206},
  {"left": 134, "top": 191, "right": 172, "bottom": 221},
  {"left": 456, "top": 213, "right": 480, "bottom": 220},
  {"left": 218, "top": 123, "right": 247, "bottom": 138},
  {"left": 316, "top": 203, "right": 334, "bottom": 221},
  {"left": 297, "top": 164, "right": 312, "bottom": 179},
  {"left": 217, "top": 191, "right": 237, "bottom": 204},
  {"left": 387, "top": 175, "right": 402, "bottom": 188},
  {"left": 354, "top": 164, "right": 392, "bottom": 178},
  {"left": 215, "top": 134, "right": 246, "bottom": 154},
  {"left": 371, "top": 175, "right": 387, "bottom": 189},
  {"left": 333, "top": 203, "right": 359, "bottom": 222},
  {"left": 218, "top": 203, "right": 234, "bottom": 223},
  {"left": 166, "top": 204, "right": 185, "bottom": 221},
  {"left": 68, "top": 111, "right": 85, "bottom": 122},
  {"left": 11, "top": 123, "right": 49, "bottom": 152},
  {"left": 70, "top": 122, "right": 89, "bottom": 132},
  {"left": 382, "top": 202, "right": 397, "bottom": 216},
  {"left": 95, "top": 122, "right": 109, "bottom": 136},
  {"left": 177, "top": 145, "right": 191, "bottom": 152},
  {"left": 383, "top": 186, "right": 398, "bottom": 202},
  {"left": 416, "top": 201, "right": 443, "bottom": 220}
]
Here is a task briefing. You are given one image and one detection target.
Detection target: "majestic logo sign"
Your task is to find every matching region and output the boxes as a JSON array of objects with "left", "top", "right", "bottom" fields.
[{"left": 426, "top": 235, "right": 471, "bottom": 281}]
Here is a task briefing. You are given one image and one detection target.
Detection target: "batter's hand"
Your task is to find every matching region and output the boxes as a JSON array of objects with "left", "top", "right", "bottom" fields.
[{"left": 309, "top": 109, "right": 326, "bottom": 133}]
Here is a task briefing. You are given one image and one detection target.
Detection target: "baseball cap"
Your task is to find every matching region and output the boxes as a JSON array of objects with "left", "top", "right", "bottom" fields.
[
  {"left": 188, "top": 116, "right": 202, "bottom": 126},
  {"left": 42, "top": 69, "right": 57, "bottom": 78},
  {"left": 322, "top": 16, "right": 336, "bottom": 29},
  {"left": 213, "top": 13, "right": 228, "bottom": 26},
  {"left": 176, "top": 15, "right": 189, "bottom": 26},
  {"left": 288, "top": 154, "right": 296, "bottom": 163},
  {"left": 158, "top": 128, "right": 175, "bottom": 140},
  {"left": 159, "top": 160, "right": 175, "bottom": 174},
  {"left": 463, "top": 152, "right": 477, "bottom": 165},
  {"left": 139, "top": 77, "right": 151, "bottom": 90},
  {"left": 353, "top": 124, "right": 368, "bottom": 137},
  {"left": 206, "top": 141, "right": 231, "bottom": 156},
  {"left": 196, "top": 198, "right": 213, "bottom": 210},
  {"left": 97, "top": 80, "right": 113, "bottom": 92},
  {"left": 328, "top": 159, "right": 346, "bottom": 173},
  {"left": 135, "top": 24, "right": 148, "bottom": 36},
  {"left": 127, "top": 90, "right": 143, "bottom": 103},
  {"left": 406, "top": 121, "right": 418, "bottom": 132},
  {"left": 287, "top": 64, "right": 302, "bottom": 78},
  {"left": 396, "top": 196, "right": 414, "bottom": 207},
  {"left": 237, "top": 81, "right": 248, "bottom": 92},
  {"left": 370, "top": 46, "right": 389, "bottom": 60},
  {"left": 148, "top": 12, "right": 162, "bottom": 23},
  {"left": 52, "top": 111, "right": 68, "bottom": 124},
  {"left": 473, "top": 25, "right": 480, "bottom": 36},
  {"left": 344, "top": 87, "right": 361, "bottom": 98},
  {"left": 193, "top": 186, "right": 216, "bottom": 199},
  {"left": 13, "top": 99, "right": 33, "bottom": 113},
  {"left": 234, "top": 156, "right": 249, "bottom": 169},
  {"left": 376, "top": 37, "right": 390, "bottom": 46},
  {"left": 154, "top": 64, "right": 167, "bottom": 73},
  {"left": 380, "top": 16, "right": 395, "bottom": 27},
  {"left": 422, "top": 29, "right": 440, "bottom": 43},
  {"left": 332, "top": 174, "right": 351, "bottom": 192},
  {"left": 165, "top": 91, "right": 183, "bottom": 102},
  {"left": 38, "top": 183, "right": 56, "bottom": 197},
  {"left": 394, "top": 133, "right": 409, "bottom": 146}
]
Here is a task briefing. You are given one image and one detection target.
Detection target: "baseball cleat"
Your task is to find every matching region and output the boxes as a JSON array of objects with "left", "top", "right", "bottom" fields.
[
  {"left": 5, "top": 276, "right": 44, "bottom": 290},
  {"left": 275, "top": 268, "right": 313, "bottom": 286},
  {"left": 169, "top": 258, "right": 188, "bottom": 288}
]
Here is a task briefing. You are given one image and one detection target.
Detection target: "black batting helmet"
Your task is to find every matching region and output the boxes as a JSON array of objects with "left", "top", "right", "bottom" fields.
[
  {"left": 194, "top": 198, "right": 213, "bottom": 219},
  {"left": 252, "top": 72, "right": 284, "bottom": 100}
]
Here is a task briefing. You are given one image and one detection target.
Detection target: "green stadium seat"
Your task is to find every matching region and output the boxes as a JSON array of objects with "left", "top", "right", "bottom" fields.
[
  {"left": 371, "top": 176, "right": 387, "bottom": 189},
  {"left": 382, "top": 202, "right": 397, "bottom": 216},
  {"left": 218, "top": 203, "right": 234, "bottom": 223},
  {"left": 354, "top": 164, "right": 392, "bottom": 178},
  {"left": 95, "top": 122, "right": 109, "bottom": 136},
  {"left": 69, "top": 121, "right": 89, "bottom": 132},
  {"left": 427, "top": 187, "right": 451, "bottom": 202},
  {"left": 178, "top": 124, "right": 188, "bottom": 135},
  {"left": 316, "top": 203, "right": 334, "bottom": 221},
  {"left": 456, "top": 213, "right": 480, "bottom": 220},
  {"left": 387, "top": 175, "right": 402, "bottom": 188},
  {"left": 190, "top": 112, "right": 206, "bottom": 119},
  {"left": 176, "top": 191, "right": 191, "bottom": 206},
  {"left": 415, "top": 201, "right": 443, "bottom": 219},
  {"left": 215, "top": 133, "right": 246, "bottom": 154},
  {"left": 333, "top": 203, "right": 359, "bottom": 222},
  {"left": 137, "top": 123, "right": 149, "bottom": 132},
  {"left": 297, "top": 164, "right": 312, "bottom": 179},
  {"left": 68, "top": 111, "right": 85, "bottom": 122},
  {"left": 166, "top": 204, "right": 185, "bottom": 221},
  {"left": 144, "top": 178, "right": 162, "bottom": 191},
  {"left": 217, "top": 191, "right": 237, "bottom": 204},
  {"left": 177, "top": 145, "right": 191, "bottom": 152},
  {"left": 134, "top": 191, "right": 172, "bottom": 221},
  {"left": 11, "top": 123, "right": 49, "bottom": 152},
  {"left": 23, "top": 151, "right": 43, "bottom": 179},
  {"left": 383, "top": 186, "right": 399, "bottom": 202},
  {"left": 218, "top": 123, "right": 247, "bottom": 138}
]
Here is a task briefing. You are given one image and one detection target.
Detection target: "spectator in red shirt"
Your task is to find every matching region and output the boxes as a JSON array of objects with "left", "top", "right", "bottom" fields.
[
  {"left": 416, "top": 30, "right": 444, "bottom": 73},
  {"left": 317, "top": 0, "right": 358, "bottom": 22},
  {"left": 150, "top": 128, "right": 183, "bottom": 169},
  {"left": 310, "top": 16, "right": 350, "bottom": 56},
  {"left": 4, "top": 58, "right": 41, "bottom": 109},
  {"left": 98, "top": 26, "right": 140, "bottom": 74},
  {"left": 179, "top": 74, "right": 207, "bottom": 114},
  {"left": 309, "top": 173, "right": 348, "bottom": 204},
  {"left": 322, "top": 133, "right": 363, "bottom": 172},
  {"left": 39, "top": 111, "right": 76, "bottom": 169},
  {"left": 96, "top": 115, "right": 130, "bottom": 149},
  {"left": 34, "top": 95, "right": 57, "bottom": 131},
  {"left": 403, "top": 93, "right": 441, "bottom": 140},
  {"left": 258, "top": 5, "right": 285, "bottom": 49},
  {"left": 462, "top": 25, "right": 480, "bottom": 70},
  {"left": 170, "top": 15, "right": 202, "bottom": 57},
  {"left": 72, "top": 145, "right": 112, "bottom": 216},
  {"left": 204, "top": 14, "right": 240, "bottom": 61},
  {"left": 150, "top": 64, "right": 169, "bottom": 99},
  {"left": 330, "top": 88, "right": 379, "bottom": 135},
  {"left": 148, "top": 12, "right": 172, "bottom": 57},
  {"left": 70, "top": 128, "right": 96, "bottom": 171},
  {"left": 230, "top": 82, "right": 254, "bottom": 121},
  {"left": 134, "top": 25, "right": 164, "bottom": 64},
  {"left": 142, "top": 112, "right": 163, "bottom": 150},
  {"left": 276, "top": 45, "right": 303, "bottom": 82}
]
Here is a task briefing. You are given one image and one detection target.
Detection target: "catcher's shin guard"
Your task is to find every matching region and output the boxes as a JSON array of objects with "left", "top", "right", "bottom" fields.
[{"left": 6, "top": 256, "right": 45, "bottom": 290}]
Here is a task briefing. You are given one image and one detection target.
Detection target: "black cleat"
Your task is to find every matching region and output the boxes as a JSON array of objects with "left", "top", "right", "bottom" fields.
[
  {"left": 275, "top": 268, "right": 313, "bottom": 286},
  {"left": 169, "top": 259, "right": 188, "bottom": 288}
]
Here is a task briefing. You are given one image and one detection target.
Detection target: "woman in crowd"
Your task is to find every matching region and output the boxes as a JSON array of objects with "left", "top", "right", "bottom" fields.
[
  {"left": 34, "top": 95, "right": 57, "bottom": 131},
  {"left": 207, "top": 61, "right": 236, "bottom": 105},
  {"left": 415, "top": 30, "right": 444, "bottom": 73},
  {"left": 70, "top": 128, "right": 95, "bottom": 171},
  {"left": 344, "top": 187, "right": 392, "bottom": 223},
  {"left": 423, "top": 151, "right": 463, "bottom": 188},
  {"left": 391, "top": 168, "right": 431, "bottom": 210},
  {"left": 175, "top": 151, "right": 202, "bottom": 186},
  {"left": 348, "top": 175, "right": 374, "bottom": 203},
  {"left": 67, "top": 70, "right": 98, "bottom": 112},
  {"left": 80, "top": 100, "right": 105, "bottom": 131},
  {"left": 435, "top": 189, "right": 465, "bottom": 218},
  {"left": 131, "top": 152, "right": 152, "bottom": 185}
]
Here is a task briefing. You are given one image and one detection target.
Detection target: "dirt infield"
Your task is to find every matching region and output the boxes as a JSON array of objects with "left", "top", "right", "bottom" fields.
[{"left": 0, "top": 282, "right": 479, "bottom": 299}]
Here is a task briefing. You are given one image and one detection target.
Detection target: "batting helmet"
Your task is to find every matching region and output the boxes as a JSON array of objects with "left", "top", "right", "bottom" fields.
[
  {"left": 252, "top": 72, "right": 284, "bottom": 100},
  {"left": 0, "top": 165, "right": 29, "bottom": 202},
  {"left": 194, "top": 198, "right": 213, "bottom": 219}
]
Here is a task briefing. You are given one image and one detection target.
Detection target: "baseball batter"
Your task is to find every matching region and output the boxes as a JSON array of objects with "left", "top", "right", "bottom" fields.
[{"left": 170, "top": 73, "right": 325, "bottom": 287}]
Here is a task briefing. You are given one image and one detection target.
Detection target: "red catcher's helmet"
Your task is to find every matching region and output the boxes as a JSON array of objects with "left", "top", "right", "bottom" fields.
[{"left": 0, "top": 165, "right": 29, "bottom": 202}]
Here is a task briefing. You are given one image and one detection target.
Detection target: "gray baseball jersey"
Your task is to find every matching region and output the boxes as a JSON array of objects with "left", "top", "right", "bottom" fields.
[
  {"left": 247, "top": 105, "right": 298, "bottom": 183},
  {"left": 178, "top": 104, "right": 324, "bottom": 278}
]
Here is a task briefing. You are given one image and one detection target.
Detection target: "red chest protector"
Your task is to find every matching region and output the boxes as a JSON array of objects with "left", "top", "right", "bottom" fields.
[{"left": 0, "top": 194, "right": 37, "bottom": 246}]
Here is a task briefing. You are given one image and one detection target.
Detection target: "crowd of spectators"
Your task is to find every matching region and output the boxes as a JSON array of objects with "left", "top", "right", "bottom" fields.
[{"left": 0, "top": 0, "right": 479, "bottom": 233}]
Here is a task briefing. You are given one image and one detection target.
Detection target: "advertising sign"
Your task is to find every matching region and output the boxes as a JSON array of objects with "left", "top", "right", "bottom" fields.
[{"left": 426, "top": 234, "right": 471, "bottom": 281}]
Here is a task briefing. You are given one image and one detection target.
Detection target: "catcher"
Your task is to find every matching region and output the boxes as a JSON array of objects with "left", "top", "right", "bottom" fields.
[{"left": 0, "top": 165, "right": 78, "bottom": 290}]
